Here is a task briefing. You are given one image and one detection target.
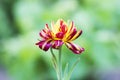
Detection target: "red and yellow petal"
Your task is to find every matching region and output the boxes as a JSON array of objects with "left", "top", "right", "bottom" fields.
[
  {"left": 66, "top": 21, "right": 74, "bottom": 34},
  {"left": 69, "top": 30, "right": 82, "bottom": 41},
  {"left": 56, "top": 32, "right": 64, "bottom": 39},
  {"left": 39, "top": 28, "right": 53, "bottom": 39},
  {"left": 45, "top": 24, "right": 50, "bottom": 31},
  {"left": 39, "top": 30, "right": 49, "bottom": 39},
  {"left": 66, "top": 27, "right": 77, "bottom": 41},
  {"left": 59, "top": 20, "right": 68, "bottom": 33},
  {"left": 52, "top": 40, "right": 64, "bottom": 49},
  {"left": 36, "top": 40, "right": 52, "bottom": 51},
  {"left": 63, "top": 21, "right": 74, "bottom": 40},
  {"left": 65, "top": 42, "right": 84, "bottom": 54}
]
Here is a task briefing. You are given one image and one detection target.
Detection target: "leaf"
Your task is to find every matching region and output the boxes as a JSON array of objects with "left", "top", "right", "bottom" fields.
[
  {"left": 66, "top": 58, "right": 80, "bottom": 80},
  {"left": 63, "top": 63, "right": 69, "bottom": 80}
]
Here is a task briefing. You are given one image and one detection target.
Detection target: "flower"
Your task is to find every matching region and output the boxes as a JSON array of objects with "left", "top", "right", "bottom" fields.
[{"left": 36, "top": 19, "right": 84, "bottom": 54}]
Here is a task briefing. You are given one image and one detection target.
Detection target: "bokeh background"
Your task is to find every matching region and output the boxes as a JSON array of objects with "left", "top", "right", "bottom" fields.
[{"left": 0, "top": 0, "right": 120, "bottom": 80}]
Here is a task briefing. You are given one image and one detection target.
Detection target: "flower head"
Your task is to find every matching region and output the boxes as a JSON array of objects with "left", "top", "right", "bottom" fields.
[{"left": 36, "top": 19, "right": 84, "bottom": 54}]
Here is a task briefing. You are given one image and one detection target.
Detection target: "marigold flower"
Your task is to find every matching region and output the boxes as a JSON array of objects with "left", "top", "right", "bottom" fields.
[{"left": 36, "top": 19, "right": 84, "bottom": 54}]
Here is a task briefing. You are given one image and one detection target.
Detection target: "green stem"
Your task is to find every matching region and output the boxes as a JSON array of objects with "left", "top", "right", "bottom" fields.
[
  {"left": 50, "top": 47, "right": 59, "bottom": 79},
  {"left": 50, "top": 47, "right": 57, "bottom": 62},
  {"left": 50, "top": 47, "right": 63, "bottom": 80},
  {"left": 58, "top": 46, "right": 62, "bottom": 80}
]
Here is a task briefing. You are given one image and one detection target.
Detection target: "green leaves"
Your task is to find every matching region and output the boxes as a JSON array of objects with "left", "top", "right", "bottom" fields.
[
  {"left": 50, "top": 47, "right": 80, "bottom": 80},
  {"left": 63, "top": 58, "right": 80, "bottom": 80}
]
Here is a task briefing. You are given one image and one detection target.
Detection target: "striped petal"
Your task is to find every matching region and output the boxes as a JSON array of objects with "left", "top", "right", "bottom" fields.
[
  {"left": 65, "top": 42, "right": 84, "bottom": 54},
  {"left": 36, "top": 40, "right": 52, "bottom": 51},
  {"left": 39, "top": 29, "right": 53, "bottom": 39},
  {"left": 66, "top": 27, "right": 77, "bottom": 41},
  {"left": 45, "top": 24, "right": 50, "bottom": 31},
  {"left": 52, "top": 40, "right": 64, "bottom": 49},
  {"left": 69, "top": 30, "right": 82, "bottom": 41},
  {"left": 56, "top": 32, "right": 64, "bottom": 39},
  {"left": 63, "top": 21, "right": 74, "bottom": 40},
  {"left": 59, "top": 20, "right": 67, "bottom": 33},
  {"left": 66, "top": 21, "right": 74, "bottom": 34},
  {"left": 52, "top": 19, "right": 60, "bottom": 34},
  {"left": 39, "top": 30, "right": 49, "bottom": 39}
]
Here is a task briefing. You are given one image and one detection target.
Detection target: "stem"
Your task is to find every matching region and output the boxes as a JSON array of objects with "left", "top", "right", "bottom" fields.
[
  {"left": 50, "top": 47, "right": 57, "bottom": 62},
  {"left": 50, "top": 47, "right": 63, "bottom": 80},
  {"left": 58, "top": 46, "right": 62, "bottom": 80},
  {"left": 50, "top": 47, "right": 59, "bottom": 79}
]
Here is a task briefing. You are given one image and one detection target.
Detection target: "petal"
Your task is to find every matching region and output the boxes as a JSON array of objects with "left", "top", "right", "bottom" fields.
[
  {"left": 65, "top": 42, "right": 84, "bottom": 54},
  {"left": 56, "top": 32, "right": 64, "bottom": 39},
  {"left": 70, "top": 30, "right": 82, "bottom": 41},
  {"left": 66, "top": 27, "right": 77, "bottom": 40},
  {"left": 52, "top": 19, "right": 60, "bottom": 34},
  {"left": 52, "top": 40, "right": 64, "bottom": 49},
  {"left": 39, "top": 30, "right": 49, "bottom": 39},
  {"left": 59, "top": 20, "right": 67, "bottom": 33},
  {"left": 39, "top": 29, "right": 53, "bottom": 39},
  {"left": 66, "top": 21, "right": 74, "bottom": 34},
  {"left": 36, "top": 40, "right": 52, "bottom": 51},
  {"left": 45, "top": 24, "right": 50, "bottom": 31},
  {"left": 64, "top": 21, "right": 74, "bottom": 40},
  {"left": 60, "top": 24, "right": 67, "bottom": 33}
]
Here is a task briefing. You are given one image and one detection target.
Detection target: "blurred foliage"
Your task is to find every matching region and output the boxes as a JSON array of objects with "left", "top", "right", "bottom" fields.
[{"left": 0, "top": 0, "right": 120, "bottom": 80}]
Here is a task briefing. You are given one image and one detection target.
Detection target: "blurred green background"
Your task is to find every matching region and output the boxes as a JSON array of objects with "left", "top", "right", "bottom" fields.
[{"left": 0, "top": 0, "right": 120, "bottom": 80}]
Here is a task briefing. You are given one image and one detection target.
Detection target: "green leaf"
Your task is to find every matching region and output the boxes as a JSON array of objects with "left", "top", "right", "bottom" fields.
[
  {"left": 66, "top": 58, "right": 80, "bottom": 80},
  {"left": 63, "top": 63, "right": 69, "bottom": 80}
]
